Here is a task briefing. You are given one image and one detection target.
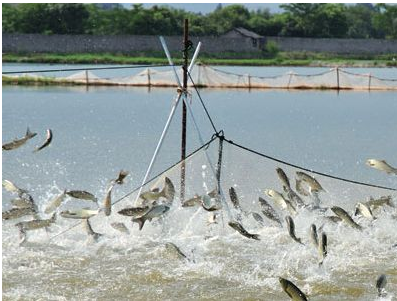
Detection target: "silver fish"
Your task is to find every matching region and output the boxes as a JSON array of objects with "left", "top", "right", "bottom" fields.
[
  {"left": 264, "top": 189, "right": 296, "bottom": 215},
  {"left": 164, "top": 242, "right": 188, "bottom": 261},
  {"left": 285, "top": 216, "right": 304, "bottom": 245},
  {"left": 103, "top": 184, "right": 114, "bottom": 216},
  {"left": 83, "top": 219, "right": 103, "bottom": 242},
  {"left": 118, "top": 206, "right": 150, "bottom": 218},
  {"left": 10, "top": 194, "right": 36, "bottom": 209},
  {"left": 251, "top": 212, "right": 265, "bottom": 227},
  {"left": 331, "top": 206, "right": 362, "bottom": 231},
  {"left": 201, "top": 194, "right": 222, "bottom": 212},
  {"left": 15, "top": 212, "right": 56, "bottom": 232},
  {"left": 66, "top": 190, "right": 97, "bottom": 202},
  {"left": 296, "top": 171, "right": 325, "bottom": 193},
  {"left": 110, "top": 222, "right": 130, "bottom": 234},
  {"left": 139, "top": 177, "right": 175, "bottom": 204},
  {"left": 318, "top": 232, "right": 327, "bottom": 265},
  {"left": 113, "top": 170, "right": 129, "bottom": 185},
  {"left": 295, "top": 178, "right": 310, "bottom": 196},
  {"left": 258, "top": 197, "right": 283, "bottom": 227},
  {"left": 2, "top": 179, "right": 28, "bottom": 196},
  {"left": 60, "top": 208, "right": 99, "bottom": 219},
  {"left": 324, "top": 215, "right": 343, "bottom": 224},
  {"left": 229, "top": 187, "right": 242, "bottom": 210},
  {"left": 276, "top": 167, "right": 291, "bottom": 188},
  {"left": 279, "top": 277, "right": 308, "bottom": 301},
  {"left": 44, "top": 190, "right": 66, "bottom": 214},
  {"left": 2, "top": 207, "right": 37, "bottom": 220},
  {"left": 376, "top": 274, "right": 387, "bottom": 297},
  {"left": 33, "top": 129, "right": 52, "bottom": 152},
  {"left": 182, "top": 195, "right": 202, "bottom": 207},
  {"left": 366, "top": 159, "right": 397, "bottom": 175},
  {"left": 228, "top": 221, "right": 260, "bottom": 240},
  {"left": 354, "top": 202, "right": 375, "bottom": 220},
  {"left": 132, "top": 204, "right": 170, "bottom": 230},
  {"left": 310, "top": 224, "right": 319, "bottom": 248},
  {"left": 283, "top": 185, "right": 306, "bottom": 208},
  {"left": 2, "top": 127, "right": 37, "bottom": 151},
  {"left": 365, "top": 196, "right": 395, "bottom": 210}
]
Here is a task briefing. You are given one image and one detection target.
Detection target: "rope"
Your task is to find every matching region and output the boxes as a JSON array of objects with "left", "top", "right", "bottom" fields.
[
  {"left": 187, "top": 71, "right": 218, "bottom": 134},
  {"left": 2, "top": 64, "right": 172, "bottom": 75},
  {"left": 48, "top": 135, "right": 219, "bottom": 241},
  {"left": 223, "top": 137, "right": 397, "bottom": 192}
]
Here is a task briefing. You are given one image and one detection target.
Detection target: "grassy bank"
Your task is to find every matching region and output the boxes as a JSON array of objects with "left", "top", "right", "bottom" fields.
[{"left": 3, "top": 52, "right": 397, "bottom": 67}]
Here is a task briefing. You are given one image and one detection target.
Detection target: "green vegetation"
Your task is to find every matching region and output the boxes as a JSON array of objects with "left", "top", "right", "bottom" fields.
[
  {"left": 3, "top": 3, "right": 397, "bottom": 39},
  {"left": 3, "top": 52, "right": 394, "bottom": 67}
]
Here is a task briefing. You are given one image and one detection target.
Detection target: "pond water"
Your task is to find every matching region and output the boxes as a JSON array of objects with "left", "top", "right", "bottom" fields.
[{"left": 2, "top": 65, "right": 397, "bottom": 300}]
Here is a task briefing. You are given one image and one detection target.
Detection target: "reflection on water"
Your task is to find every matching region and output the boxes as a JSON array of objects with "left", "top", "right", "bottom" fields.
[{"left": 2, "top": 80, "right": 397, "bottom": 300}]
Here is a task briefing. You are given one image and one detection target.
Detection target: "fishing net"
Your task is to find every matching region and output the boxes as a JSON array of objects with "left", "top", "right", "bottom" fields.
[{"left": 4, "top": 65, "right": 397, "bottom": 90}]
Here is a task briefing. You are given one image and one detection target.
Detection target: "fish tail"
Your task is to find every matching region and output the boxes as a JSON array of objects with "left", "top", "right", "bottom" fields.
[
  {"left": 26, "top": 127, "right": 37, "bottom": 139},
  {"left": 132, "top": 217, "right": 146, "bottom": 230}
]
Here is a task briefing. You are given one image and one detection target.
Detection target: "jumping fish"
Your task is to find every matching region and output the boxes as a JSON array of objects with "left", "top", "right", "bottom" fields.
[
  {"left": 2, "top": 127, "right": 37, "bottom": 151},
  {"left": 132, "top": 204, "right": 170, "bottom": 230},
  {"left": 295, "top": 178, "right": 310, "bottom": 196},
  {"left": 113, "top": 170, "right": 129, "bottom": 185},
  {"left": 2, "top": 180, "right": 28, "bottom": 196},
  {"left": 296, "top": 171, "right": 325, "bottom": 193},
  {"left": 66, "top": 190, "right": 97, "bottom": 203},
  {"left": 182, "top": 195, "right": 203, "bottom": 207},
  {"left": 310, "top": 224, "right": 319, "bottom": 248},
  {"left": 139, "top": 177, "right": 175, "bottom": 204},
  {"left": 285, "top": 216, "right": 304, "bottom": 245},
  {"left": 331, "top": 206, "right": 362, "bottom": 231},
  {"left": 83, "top": 219, "right": 103, "bottom": 242},
  {"left": 44, "top": 190, "right": 66, "bottom": 214},
  {"left": 251, "top": 212, "right": 265, "bottom": 227},
  {"left": 103, "top": 184, "right": 115, "bottom": 216},
  {"left": 258, "top": 197, "right": 283, "bottom": 227},
  {"left": 264, "top": 189, "right": 296, "bottom": 214},
  {"left": 229, "top": 187, "right": 242, "bottom": 211},
  {"left": 318, "top": 232, "right": 327, "bottom": 265},
  {"left": 228, "top": 221, "right": 260, "bottom": 240},
  {"left": 164, "top": 242, "right": 189, "bottom": 261},
  {"left": 366, "top": 159, "right": 397, "bottom": 175},
  {"left": 60, "top": 208, "right": 99, "bottom": 219},
  {"left": 2, "top": 207, "right": 37, "bottom": 220},
  {"left": 283, "top": 185, "right": 306, "bottom": 208},
  {"left": 279, "top": 277, "right": 308, "bottom": 301},
  {"left": 201, "top": 194, "right": 222, "bottom": 212},
  {"left": 15, "top": 212, "right": 56, "bottom": 232},
  {"left": 110, "top": 222, "right": 130, "bottom": 234},
  {"left": 365, "top": 196, "right": 395, "bottom": 210},
  {"left": 276, "top": 167, "right": 291, "bottom": 188},
  {"left": 10, "top": 194, "right": 36, "bottom": 209},
  {"left": 376, "top": 274, "right": 387, "bottom": 297},
  {"left": 33, "top": 129, "right": 52, "bottom": 152},
  {"left": 354, "top": 202, "right": 375, "bottom": 220},
  {"left": 118, "top": 206, "right": 150, "bottom": 218}
]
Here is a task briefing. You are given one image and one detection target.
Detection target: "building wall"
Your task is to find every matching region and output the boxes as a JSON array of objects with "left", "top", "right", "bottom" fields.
[{"left": 3, "top": 34, "right": 397, "bottom": 55}]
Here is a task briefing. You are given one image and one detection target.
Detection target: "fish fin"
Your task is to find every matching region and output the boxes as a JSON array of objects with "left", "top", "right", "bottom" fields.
[
  {"left": 133, "top": 217, "right": 146, "bottom": 230},
  {"left": 250, "top": 234, "right": 260, "bottom": 240}
]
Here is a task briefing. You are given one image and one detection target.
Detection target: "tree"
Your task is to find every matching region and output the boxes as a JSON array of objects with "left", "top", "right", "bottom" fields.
[{"left": 372, "top": 4, "right": 397, "bottom": 39}]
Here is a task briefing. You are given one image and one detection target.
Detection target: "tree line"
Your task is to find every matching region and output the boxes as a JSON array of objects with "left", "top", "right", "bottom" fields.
[{"left": 2, "top": 3, "right": 397, "bottom": 39}]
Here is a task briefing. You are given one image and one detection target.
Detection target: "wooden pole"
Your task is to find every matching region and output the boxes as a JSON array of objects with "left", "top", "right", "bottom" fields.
[{"left": 180, "top": 19, "right": 189, "bottom": 203}]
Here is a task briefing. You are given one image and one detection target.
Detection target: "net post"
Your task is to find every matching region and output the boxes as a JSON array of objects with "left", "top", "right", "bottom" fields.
[
  {"left": 215, "top": 132, "right": 225, "bottom": 196},
  {"left": 368, "top": 73, "right": 371, "bottom": 91},
  {"left": 85, "top": 70, "right": 89, "bottom": 85},
  {"left": 147, "top": 68, "right": 151, "bottom": 87},
  {"left": 336, "top": 67, "right": 340, "bottom": 90},
  {"left": 180, "top": 18, "right": 189, "bottom": 204}
]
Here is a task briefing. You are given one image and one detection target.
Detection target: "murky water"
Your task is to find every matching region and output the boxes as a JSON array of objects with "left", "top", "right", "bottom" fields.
[{"left": 2, "top": 65, "right": 397, "bottom": 300}]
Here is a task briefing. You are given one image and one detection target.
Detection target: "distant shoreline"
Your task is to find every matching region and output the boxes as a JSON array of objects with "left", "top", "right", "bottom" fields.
[{"left": 3, "top": 53, "right": 397, "bottom": 68}]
